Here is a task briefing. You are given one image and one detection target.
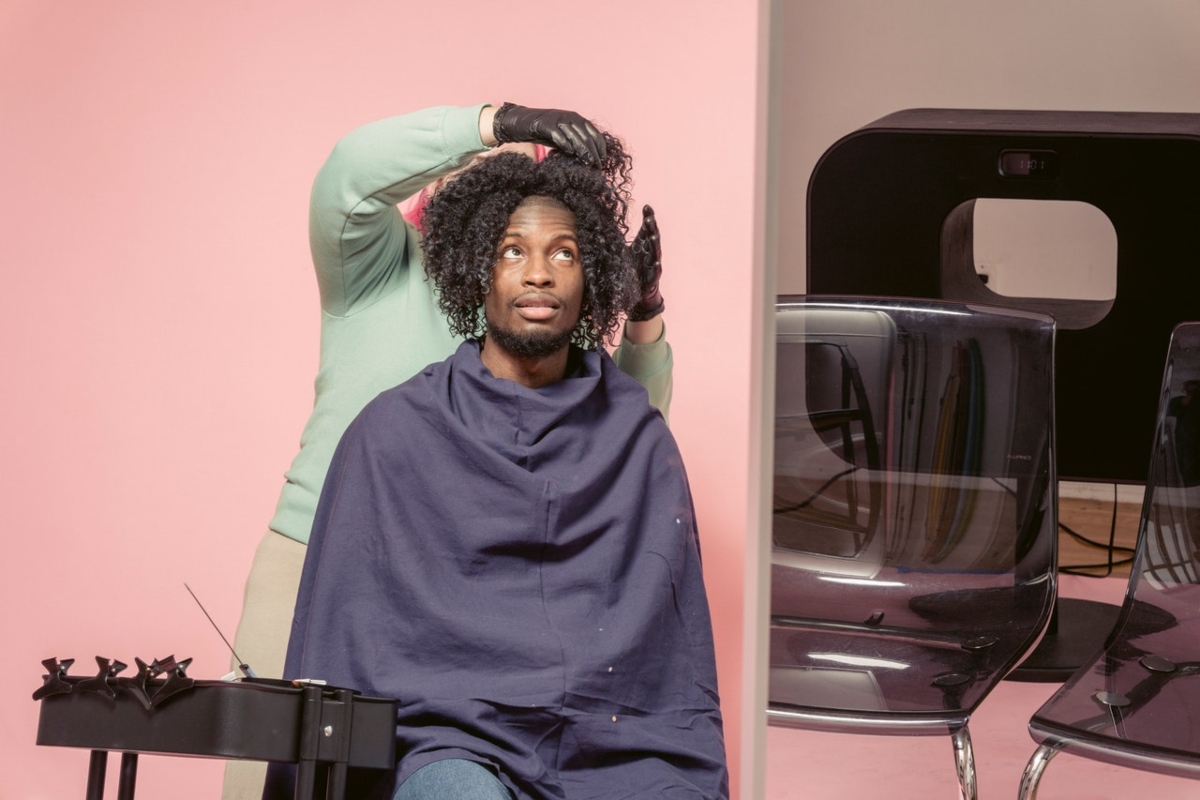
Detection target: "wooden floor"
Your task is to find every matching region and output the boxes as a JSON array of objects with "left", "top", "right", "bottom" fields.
[{"left": 1057, "top": 495, "right": 1142, "bottom": 578}]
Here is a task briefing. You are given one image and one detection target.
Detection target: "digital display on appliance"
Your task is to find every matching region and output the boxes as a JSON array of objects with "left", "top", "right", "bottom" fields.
[{"left": 999, "top": 150, "right": 1060, "bottom": 179}]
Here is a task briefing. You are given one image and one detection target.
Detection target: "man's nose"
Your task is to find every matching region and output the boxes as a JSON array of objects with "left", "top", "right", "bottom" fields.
[{"left": 522, "top": 254, "right": 554, "bottom": 286}]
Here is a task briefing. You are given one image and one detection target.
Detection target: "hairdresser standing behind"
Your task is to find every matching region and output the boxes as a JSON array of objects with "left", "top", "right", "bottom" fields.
[{"left": 222, "top": 102, "right": 671, "bottom": 799}]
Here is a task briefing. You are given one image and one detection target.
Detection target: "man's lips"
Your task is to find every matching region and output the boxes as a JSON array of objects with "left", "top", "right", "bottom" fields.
[{"left": 514, "top": 294, "right": 560, "bottom": 321}]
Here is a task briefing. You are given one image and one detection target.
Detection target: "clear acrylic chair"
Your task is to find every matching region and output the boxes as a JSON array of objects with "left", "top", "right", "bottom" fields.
[
  {"left": 1019, "top": 322, "right": 1200, "bottom": 799},
  {"left": 769, "top": 297, "right": 1058, "bottom": 800}
]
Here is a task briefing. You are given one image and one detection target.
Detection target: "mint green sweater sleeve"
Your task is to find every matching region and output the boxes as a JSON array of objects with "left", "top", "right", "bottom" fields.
[
  {"left": 612, "top": 322, "right": 673, "bottom": 426},
  {"left": 309, "top": 104, "right": 489, "bottom": 316}
]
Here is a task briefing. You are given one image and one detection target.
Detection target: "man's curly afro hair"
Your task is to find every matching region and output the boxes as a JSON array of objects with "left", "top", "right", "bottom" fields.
[{"left": 420, "top": 133, "right": 639, "bottom": 349}]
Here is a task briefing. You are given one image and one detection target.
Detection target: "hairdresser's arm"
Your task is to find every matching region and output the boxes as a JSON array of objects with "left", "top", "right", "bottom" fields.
[
  {"left": 478, "top": 105, "right": 499, "bottom": 146},
  {"left": 613, "top": 322, "right": 673, "bottom": 424},
  {"left": 309, "top": 105, "right": 490, "bottom": 316},
  {"left": 624, "top": 317, "right": 665, "bottom": 344},
  {"left": 614, "top": 204, "right": 672, "bottom": 422}
]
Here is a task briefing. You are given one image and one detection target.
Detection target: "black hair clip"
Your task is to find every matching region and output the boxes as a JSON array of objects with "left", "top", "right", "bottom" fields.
[
  {"left": 79, "top": 656, "right": 127, "bottom": 700},
  {"left": 32, "top": 657, "right": 75, "bottom": 701},
  {"left": 127, "top": 656, "right": 172, "bottom": 710},
  {"left": 151, "top": 656, "right": 195, "bottom": 707}
]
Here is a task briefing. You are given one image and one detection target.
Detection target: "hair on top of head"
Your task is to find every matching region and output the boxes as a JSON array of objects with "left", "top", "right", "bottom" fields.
[{"left": 421, "top": 132, "right": 640, "bottom": 349}]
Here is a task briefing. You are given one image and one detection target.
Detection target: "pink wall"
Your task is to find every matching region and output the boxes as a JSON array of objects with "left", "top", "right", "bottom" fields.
[{"left": 0, "top": 2, "right": 764, "bottom": 797}]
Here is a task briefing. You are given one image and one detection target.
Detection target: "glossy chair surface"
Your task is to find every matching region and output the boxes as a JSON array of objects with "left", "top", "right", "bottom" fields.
[
  {"left": 769, "top": 297, "right": 1058, "bottom": 799},
  {"left": 1020, "top": 322, "right": 1200, "bottom": 799}
]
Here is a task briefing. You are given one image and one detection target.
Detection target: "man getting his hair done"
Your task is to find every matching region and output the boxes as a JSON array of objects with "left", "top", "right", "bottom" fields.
[
  {"left": 224, "top": 101, "right": 674, "bottom": 799},
  {"left": 267, "top": 126, "right": 727, "bottom": 799}
]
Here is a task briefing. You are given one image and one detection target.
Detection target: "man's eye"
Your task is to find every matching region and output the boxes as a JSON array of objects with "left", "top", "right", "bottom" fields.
[
  {"left": 553, "top": 249, "right": 577, "bottom": 261},
  {"left": 501, "top": 246, "right": 522, "bottom": 258}
]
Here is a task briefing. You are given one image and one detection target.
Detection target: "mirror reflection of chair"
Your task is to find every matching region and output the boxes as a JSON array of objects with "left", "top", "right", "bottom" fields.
[
  {"left": 769, "top": 297, "right": 1058, "bottom": 800},
  {"left": 1018, "top": 322, "right": 1200, "bottom": 799}
]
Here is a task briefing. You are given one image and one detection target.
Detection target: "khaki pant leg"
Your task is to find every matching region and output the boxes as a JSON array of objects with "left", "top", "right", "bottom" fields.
[{"left": 221, "top": 530, "right": 308, "bottom": 800}]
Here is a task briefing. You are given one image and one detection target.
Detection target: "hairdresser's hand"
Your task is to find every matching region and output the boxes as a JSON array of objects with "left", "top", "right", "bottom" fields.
[
  {"left": 627, "top": 205, "right": 664, "bottom": 322},
  {"left": 492, "top": 103, "right": 606, "bottom": 166}
]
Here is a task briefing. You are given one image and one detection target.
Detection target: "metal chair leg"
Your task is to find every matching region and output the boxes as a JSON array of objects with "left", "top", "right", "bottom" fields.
[
  {"left": 1017, "top": 743, "right": 1061, "bottom": 800},
  {"left": 951, "top": 726, "right": 977, "bottom": 800}
]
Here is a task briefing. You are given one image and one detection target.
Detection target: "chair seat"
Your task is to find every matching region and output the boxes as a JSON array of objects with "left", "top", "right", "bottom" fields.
[{"left": 769, "top": 620, "right": 1037, "bottom": 718}]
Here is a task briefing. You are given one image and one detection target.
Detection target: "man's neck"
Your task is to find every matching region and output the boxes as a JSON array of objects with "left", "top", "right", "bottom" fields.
[{"left": 479, "top": 337, "right": 571, "bottom": 389}]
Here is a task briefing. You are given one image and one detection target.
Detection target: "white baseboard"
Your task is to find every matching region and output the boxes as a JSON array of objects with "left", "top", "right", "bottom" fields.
[{"left": 1058, "top": 480, "right": 1145, "bottom": 504}]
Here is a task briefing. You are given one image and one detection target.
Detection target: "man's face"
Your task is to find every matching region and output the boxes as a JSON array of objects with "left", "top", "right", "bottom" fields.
[{"left": 483, "top": 196, "right": 584, "bottom": 360}]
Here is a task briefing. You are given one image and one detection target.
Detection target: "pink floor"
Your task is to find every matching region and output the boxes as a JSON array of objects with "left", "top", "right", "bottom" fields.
[{"left": 765, "top": 575, "right": 1198, "bottom": 799}]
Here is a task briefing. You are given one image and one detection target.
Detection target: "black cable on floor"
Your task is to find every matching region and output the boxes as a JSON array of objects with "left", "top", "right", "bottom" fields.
[{"left": 1059, "top": 483, "right": 1135, "bottom": 578}]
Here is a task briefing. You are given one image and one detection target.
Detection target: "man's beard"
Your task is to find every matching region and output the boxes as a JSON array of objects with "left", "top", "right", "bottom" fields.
[{"left": 486, "top": 323, "right": 575, "bottom": 359}]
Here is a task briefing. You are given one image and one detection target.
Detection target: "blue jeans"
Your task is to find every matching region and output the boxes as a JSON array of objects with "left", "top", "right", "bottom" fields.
[{"left": 393, "top": 759, "right": 513, "bottom": 800}]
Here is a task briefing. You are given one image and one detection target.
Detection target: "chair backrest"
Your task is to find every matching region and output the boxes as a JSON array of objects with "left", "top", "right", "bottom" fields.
[
  {"left": 770, "top": 297, "right": 1058, "bottom": 727},
  {"left": 1027, "top": 322, "right": 1200, "bottom": 769}
]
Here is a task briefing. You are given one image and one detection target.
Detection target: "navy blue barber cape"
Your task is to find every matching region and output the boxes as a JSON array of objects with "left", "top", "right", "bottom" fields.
[{"left": 277, "top": 341, "right": 728, "bottom": 799}]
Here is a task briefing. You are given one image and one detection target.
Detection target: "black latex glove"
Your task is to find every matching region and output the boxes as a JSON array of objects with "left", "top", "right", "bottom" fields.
[
  {"left": 492, "top": 103, "right": 606, "bottom": 166},
  {"left": 627, "top": 205, "right": 665, "bottom": 322}
]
